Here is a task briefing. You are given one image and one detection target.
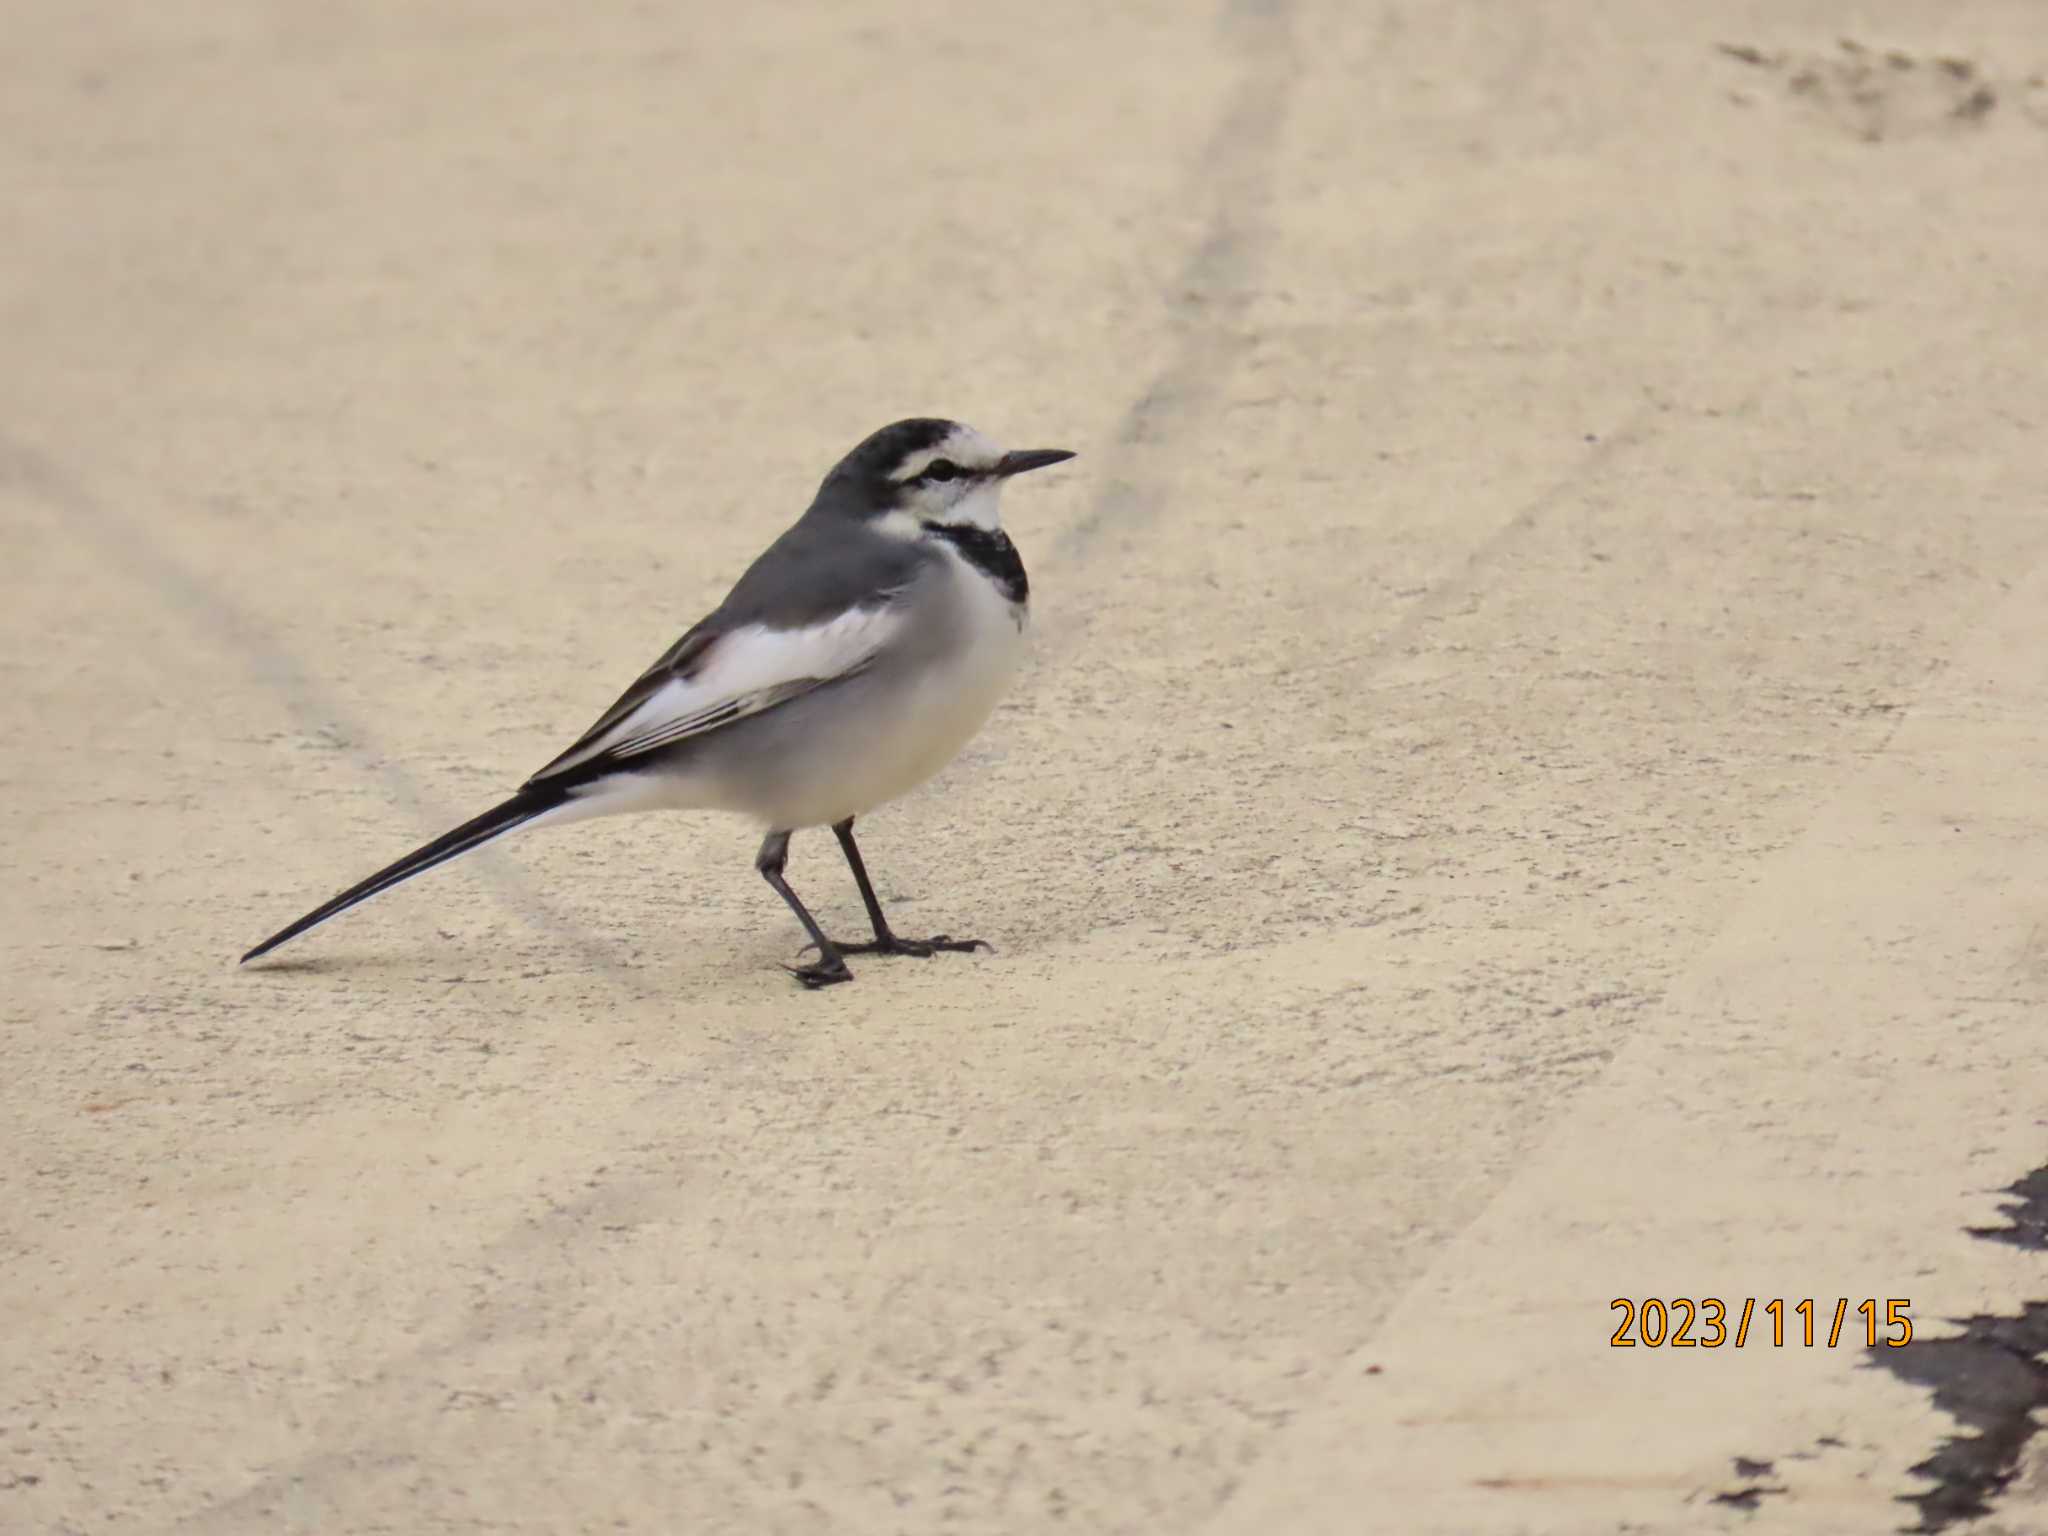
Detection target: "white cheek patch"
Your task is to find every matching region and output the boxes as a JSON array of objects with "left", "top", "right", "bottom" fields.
[
  {"left": 872, "top": 509, "right": 924, "bottom": 541},
  {"left": 935, "top": 478, "right": 1004, "bottom": 532},
  {"left": 893, "top": 475, "right": 1001, "bottom": 530}
]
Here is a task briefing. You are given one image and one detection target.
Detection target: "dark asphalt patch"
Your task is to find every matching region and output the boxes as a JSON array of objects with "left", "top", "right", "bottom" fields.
[{"left": 1872, "top": 1166, "right": 2048, "bottom": 1532}]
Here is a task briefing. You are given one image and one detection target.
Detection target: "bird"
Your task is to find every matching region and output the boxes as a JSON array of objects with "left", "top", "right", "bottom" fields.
[{"left": 241, "top": 418, "right": 1074, "bottom": 988}]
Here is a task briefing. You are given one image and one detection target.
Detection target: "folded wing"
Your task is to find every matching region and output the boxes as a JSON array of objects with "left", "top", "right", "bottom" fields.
[{"left": 526, "top": 604, "right": 907, "bottom": 786}]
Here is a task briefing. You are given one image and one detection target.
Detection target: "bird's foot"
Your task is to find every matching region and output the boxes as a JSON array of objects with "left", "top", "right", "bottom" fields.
[
  {"left": 786, "top": 956, "right": 855, "bottom": 989},
  {"left": 805, "top": 934, "right": 993, "bottom": 960}
]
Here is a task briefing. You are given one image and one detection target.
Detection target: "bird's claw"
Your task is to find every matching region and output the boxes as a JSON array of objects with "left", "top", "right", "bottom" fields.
[
  {"left": 910, "top": 934, "right": 994, "bottom": 957},
  {"left": 800, "top": 933, "right": 992, "bottom": 960},
  {"left": 786, "top": 958, "right": 854, "bottom": 989}
]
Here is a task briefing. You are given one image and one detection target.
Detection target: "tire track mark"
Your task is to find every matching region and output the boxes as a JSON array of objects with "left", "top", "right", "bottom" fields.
[
  {"left": 0, "top": 432, "right": 634, "bottom": 988},
  {"left": 1053, "top": 0, "right": 1301, "bottom": 565}
]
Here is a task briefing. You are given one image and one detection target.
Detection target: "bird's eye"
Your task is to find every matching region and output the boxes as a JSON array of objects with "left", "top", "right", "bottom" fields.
[{"left": 923, "top": 459, "right": 962, "bottom": 483}]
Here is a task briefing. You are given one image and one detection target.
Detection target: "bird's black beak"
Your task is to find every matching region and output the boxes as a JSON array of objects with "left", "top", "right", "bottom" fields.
[{"left": 994, "top": 448, "right": 1076, "bottom": 478}]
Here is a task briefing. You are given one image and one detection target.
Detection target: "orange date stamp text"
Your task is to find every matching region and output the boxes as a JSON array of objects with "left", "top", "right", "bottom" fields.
[{"left": 1609, "top": 1297, "right": 1912, "bottom": 1348}]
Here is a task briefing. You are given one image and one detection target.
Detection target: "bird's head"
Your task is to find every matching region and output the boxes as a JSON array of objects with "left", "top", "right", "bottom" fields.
[{"left": 820, "top": 418, "right": 1074, "bottom": 534}]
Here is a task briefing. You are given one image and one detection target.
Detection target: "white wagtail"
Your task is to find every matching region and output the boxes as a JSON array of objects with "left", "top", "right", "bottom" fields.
[{"left": 242, "top": 419, "right": 1074, "bottom": 987}]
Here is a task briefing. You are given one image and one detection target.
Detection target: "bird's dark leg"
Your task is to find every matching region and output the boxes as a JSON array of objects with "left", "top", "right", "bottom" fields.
[
  {"left": 824, "top": 817, "right": 991, "bottom": 960},
  {"left": 757, "top": 829, "right": 854, "bottom": 988}
]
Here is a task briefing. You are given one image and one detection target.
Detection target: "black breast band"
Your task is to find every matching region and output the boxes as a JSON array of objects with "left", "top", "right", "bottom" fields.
[{"left": 930, "top": 523, "right": 1029, "bottom": 605}]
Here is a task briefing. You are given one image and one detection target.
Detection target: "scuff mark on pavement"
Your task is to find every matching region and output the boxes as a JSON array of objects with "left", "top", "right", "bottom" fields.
[
  {"left": 1055, "top": 0, "right": 1299, "bottom": 566},
  {"left": 1709, "top": 1486, "right": 1787, "bottom": 1513},
  {"left": 1966, "top": 1166, "right": 2048, "bottom": 1252},
  {"left": 1707, "top": 1455, "right": 1786, "bottom": 1512}
]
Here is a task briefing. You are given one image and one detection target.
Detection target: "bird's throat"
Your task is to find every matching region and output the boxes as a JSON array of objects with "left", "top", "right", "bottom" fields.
[{"left": 926, "top": 522, "right": 1028, "bottom": 606}]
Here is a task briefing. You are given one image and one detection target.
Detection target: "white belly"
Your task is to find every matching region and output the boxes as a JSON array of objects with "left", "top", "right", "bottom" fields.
[
  {"left": 876, "top": 554, "right": 1027, "bottom": 795},
  {"left": 784, "top": 548, "right": 1025, "bottom": 826}
]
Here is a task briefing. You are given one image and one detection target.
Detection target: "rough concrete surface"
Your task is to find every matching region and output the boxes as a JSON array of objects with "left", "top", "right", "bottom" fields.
[{"left": 4, "top": 1, "right": 2046, "bottom": 1532}]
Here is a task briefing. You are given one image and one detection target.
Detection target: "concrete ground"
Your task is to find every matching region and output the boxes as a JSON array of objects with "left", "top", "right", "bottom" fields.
[{"left": 5, "top": 0, "right": 2046, "bottom": 1531}]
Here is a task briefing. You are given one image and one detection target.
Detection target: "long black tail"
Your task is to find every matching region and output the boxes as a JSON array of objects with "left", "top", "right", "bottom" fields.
[{"left": 241, "top": 785, "right": 566, "bottom": 963}]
